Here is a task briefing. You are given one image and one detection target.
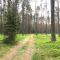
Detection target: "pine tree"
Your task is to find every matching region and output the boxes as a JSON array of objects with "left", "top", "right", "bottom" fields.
[
  {"left": 21, "top": 0, "right": 32, "bottom": 34},
  {"left": 51, "top": 0, "right": 56, "bottom": 42},
  {"left": 4, "top": 0, "right": 19, "bottom": 44}
]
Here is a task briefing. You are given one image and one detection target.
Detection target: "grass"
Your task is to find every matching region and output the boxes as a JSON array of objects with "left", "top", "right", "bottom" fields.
[
  {"left": 0, "top": 34, "right": 28, "bottom": 42},
  {"left": 0, "top": 34, "right": 28, "bottom": 58},
  {"left": 0, "top": 44, "right": 13, "bottom": 58},
  {"left": 16, "top": 34, "right": 28, "bottom": 41},
  {"left": 0, "top": 34, "right": 5, "bottom": 41},
  {"left": 32, "top": 34, "right": 60, "bottom": 60}
]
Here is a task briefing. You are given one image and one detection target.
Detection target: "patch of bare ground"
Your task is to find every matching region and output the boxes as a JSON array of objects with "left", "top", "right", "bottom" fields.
[
  {"left": 21, "top": 35, "right": 34, "bottom": 60},
  {"left": 0, "top": 36, "right": 30, "bottom": 60}
]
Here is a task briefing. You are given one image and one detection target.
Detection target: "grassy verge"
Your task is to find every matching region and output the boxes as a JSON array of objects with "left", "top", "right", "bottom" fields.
[
  {"left": 16, "top": 34, "right": 28, "bottom": 41},
  {"left": 0, "top": 34, "right": 28, "bottom": 58},
  {"left": 32, "top": 34, "right": 60, "bottom": 60}
]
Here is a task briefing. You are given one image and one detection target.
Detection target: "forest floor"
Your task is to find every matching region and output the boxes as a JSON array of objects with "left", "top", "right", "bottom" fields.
[
  {"left": 32, "top": 34, "right": 60, "bottom": 60},
  {"left": 1, "top": 34, "right": 60, "bottom": 60},
  {"left": 0, "top": 34, "right": 34, "bottom": 60}
]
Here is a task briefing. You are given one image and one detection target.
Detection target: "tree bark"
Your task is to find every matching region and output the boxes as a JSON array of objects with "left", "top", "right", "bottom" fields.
[{"left": 51, "top": 0, "right": 56, "bottom": 41}]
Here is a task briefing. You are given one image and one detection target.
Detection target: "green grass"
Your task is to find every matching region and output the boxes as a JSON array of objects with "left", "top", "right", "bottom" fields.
[
  {"left": 0, "top": 44, "right": 13, "bottom": 58},
  {"left": 16, "top": 34, "right": 28, "bottom": 41},
  {"left": 0, "top": 34, "right": 28, "bottom": 42},
  {"left": 0, "top": 34, "right": 28, "bottom": 58},
  {"left": 32, "top": 34, "right": 60, "bottom": 60},
  {"left": 0, "top": 34, "right": 5, "bottom": 41}
]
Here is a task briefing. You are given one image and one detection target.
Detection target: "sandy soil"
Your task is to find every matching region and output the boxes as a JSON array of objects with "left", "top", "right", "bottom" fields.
[
  {"left": 0, "top": 36, "right": 30, "bottom": 60},
  {"left": 0, "top": 34, "right": 34, "bottom": 60}
]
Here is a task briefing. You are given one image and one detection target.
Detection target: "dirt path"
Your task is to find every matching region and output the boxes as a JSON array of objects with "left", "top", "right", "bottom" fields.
[
  {"left": 0, "top": 36, "right": 31, "bottom": 60},
  {"left": 21, "top": 35, "right": 34, "bottom": 60}
]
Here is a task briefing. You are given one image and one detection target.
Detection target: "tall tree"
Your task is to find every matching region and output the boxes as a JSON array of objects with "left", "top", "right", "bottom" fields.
[
  {"left": 21, "top": 0, "right": 32, "bottom": 34},
  {"left": 57, "top": 0, "right": 60, "bottom": 36},
  {"left": 51, "top": 0, "right": 56, "bottom": 41},
  {"left": 35, "top": 6, "right": 40, "bottom": 33},
  {"left": 0, "top": 0, "right": 2, "bottom": 33},
  {"left": 4, "top": 0, "right": 19, "bottom": 44}
]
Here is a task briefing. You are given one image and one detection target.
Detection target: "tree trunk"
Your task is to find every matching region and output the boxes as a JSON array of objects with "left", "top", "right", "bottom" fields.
[
  {"left": 57, "top": 0, "right": 60, "bottom": 36},
  {"left": 51, "top": 0, "right": 56, "bottom": 42}
]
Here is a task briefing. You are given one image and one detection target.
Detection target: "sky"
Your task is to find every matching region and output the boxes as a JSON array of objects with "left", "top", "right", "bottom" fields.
[
  {"left": 1, "top": 0, "right": 59, "bottom": 17},
  {"left": 0, "top": 0, "right": 51, "bottom": 17},
  {"left": 18, "top": 0, "right": 51, "bottom": 16},
  {"left": 30, "top": 0, "right": 51, "bottom": 17},
  {"left": 30, "top": 0, "right": 50, "bottom": 11}
]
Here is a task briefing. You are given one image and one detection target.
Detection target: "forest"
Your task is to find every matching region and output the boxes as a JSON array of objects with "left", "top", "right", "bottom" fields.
[{"left": 0, "top": 0, "right": 60, "bottom": 60}]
